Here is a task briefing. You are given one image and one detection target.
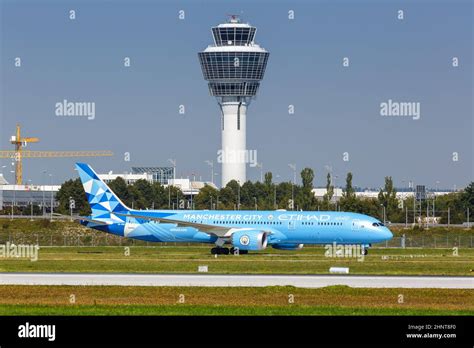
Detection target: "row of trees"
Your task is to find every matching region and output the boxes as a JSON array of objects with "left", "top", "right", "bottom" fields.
[{"left": 53, "top": 168, "right": 474, "bottom": 224}]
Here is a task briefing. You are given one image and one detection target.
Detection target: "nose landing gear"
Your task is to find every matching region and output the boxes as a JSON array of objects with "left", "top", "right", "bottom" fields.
[{"left": 361, "top": 244, "right": 370, "bottom": 255}]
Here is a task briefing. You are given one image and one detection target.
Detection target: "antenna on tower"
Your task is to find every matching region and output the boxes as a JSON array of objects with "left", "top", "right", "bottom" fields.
[{"left": 226, "top": 14, "right": 240, "bottom": 23}]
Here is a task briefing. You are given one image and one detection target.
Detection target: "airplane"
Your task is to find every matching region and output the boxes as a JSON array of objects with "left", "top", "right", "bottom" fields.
[{"left": 74, "top": 163, "right": 393, "bottom": 255}]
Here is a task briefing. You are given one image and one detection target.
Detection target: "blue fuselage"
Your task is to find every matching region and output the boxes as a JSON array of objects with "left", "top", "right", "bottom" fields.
[{"left": 84, "top": 210, "right": 393, "bottom": 247}]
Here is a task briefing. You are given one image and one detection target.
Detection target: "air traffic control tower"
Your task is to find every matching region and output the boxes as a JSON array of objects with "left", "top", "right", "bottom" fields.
[{"left": 199, "top": 16, "right": 269, "bottom": 187}]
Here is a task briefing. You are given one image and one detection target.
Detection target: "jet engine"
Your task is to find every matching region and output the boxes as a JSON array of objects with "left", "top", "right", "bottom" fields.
[{"left": 231, "top": 230, "right": 268, "bottom": 251}]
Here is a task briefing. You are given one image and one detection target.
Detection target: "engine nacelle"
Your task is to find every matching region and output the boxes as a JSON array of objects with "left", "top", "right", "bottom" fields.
[
  {"left": 272, "top": 243, "right": 304, "bottom": 251},
  {"left": 231, "top": 230, "right": 268, "bottom": 251}
]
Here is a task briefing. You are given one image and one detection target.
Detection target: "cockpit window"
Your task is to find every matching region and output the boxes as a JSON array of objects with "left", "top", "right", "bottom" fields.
[
  {"left": 372, "top": 222, "right": 379, "bottom": 227},
  {"left": 372, "top": 222, "right": 384, "bottom": 227}
]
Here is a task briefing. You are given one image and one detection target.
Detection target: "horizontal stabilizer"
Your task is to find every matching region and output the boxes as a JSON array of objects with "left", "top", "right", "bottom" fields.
[{"left": 53, "top": 213, "right": 110, "bottom": 225}]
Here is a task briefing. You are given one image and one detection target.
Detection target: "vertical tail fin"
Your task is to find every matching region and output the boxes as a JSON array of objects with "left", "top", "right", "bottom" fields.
[{"left": 76, "top": 163, "right": 130, "bottom": 218}]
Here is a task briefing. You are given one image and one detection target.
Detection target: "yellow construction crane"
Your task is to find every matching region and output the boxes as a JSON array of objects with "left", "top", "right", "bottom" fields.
[{"left": 0, "top": 124, "right": 113, "bottom": 185}]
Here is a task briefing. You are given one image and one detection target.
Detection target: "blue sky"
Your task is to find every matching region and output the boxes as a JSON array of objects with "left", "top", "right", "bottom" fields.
[{"left": 0, "top": 0, "right": 472, "bottom": 189}]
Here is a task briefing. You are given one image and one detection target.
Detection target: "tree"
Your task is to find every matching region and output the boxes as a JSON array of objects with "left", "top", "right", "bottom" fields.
[
  {"left": 340, "top": 172, "right": 357, "bottom": 211},
  {"left": 461, "top": 182, "right": 474, "bottom": 209},
  {"left": 132, "top": 179, "right": 154, "bottom": 208},
  {"left": 151, "top": 182, "right": 167, "bottom": 208},
  {"left": 56, "top": 178, "right": 90, "bottom": 215},
  {"left": 275, "top": 181, "right": 293, "bottom": 210},
  {"left": 264, "top": 172, "right": 272, "bottom": 187},
  {"left": 343, "top": 172, "right": 355, "bottom": 198},
  {"left": 377, "top": 176, "right": 400, "bottom": 221},
  {"left": 301, "top": 168, "right": 314, "bottom": 190},
  {"left": 322, "top": 173, "right": 334, "bottom": 210},
  {"left": 167, "top": 185, "right": 185, "bottom": 209},
  {"left": 299, "top": 168, "right": 317, "bottom": 210},
  {"left": 194, "top": 184, "right": 219, "bottom": 209},
  {"left": 108, "top": 177, "right": 130, "bottom": 205}
]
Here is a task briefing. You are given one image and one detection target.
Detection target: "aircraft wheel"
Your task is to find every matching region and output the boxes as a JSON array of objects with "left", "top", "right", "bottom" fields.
[
  {"left": 230, "top": 247, "right": 239, "bottom": 255},
  {"left": 211, "top": 247, "right": 230, "bottom": 255}
]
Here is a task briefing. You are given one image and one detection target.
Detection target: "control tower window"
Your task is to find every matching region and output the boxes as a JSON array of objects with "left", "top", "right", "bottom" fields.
[{"left": 212, "top": 26, "right": 256, "bottom": 46}]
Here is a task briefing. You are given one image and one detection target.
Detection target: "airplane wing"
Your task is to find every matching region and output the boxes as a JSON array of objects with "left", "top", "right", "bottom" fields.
[{"left": 115, "top": 212, "right": 231, "bottom": 237}]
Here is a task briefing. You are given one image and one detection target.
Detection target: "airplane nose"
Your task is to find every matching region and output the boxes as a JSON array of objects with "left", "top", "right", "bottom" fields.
[{"left": 382, "top": 227, "right": 393, "bottom": 240}]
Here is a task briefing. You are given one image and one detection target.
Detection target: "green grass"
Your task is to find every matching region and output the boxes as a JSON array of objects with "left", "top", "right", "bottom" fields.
[
  {"left": 1, "top": 304, "right": 472, "bottom": 316},
  {"left": 0, "top": 245, "right": 473, "bottom": 276},
  {"left": 0, "top": 285, "right": 472, "bottom": 315},
  {"left": 0, "top": 220, "right": 473, "bottom": 276}
]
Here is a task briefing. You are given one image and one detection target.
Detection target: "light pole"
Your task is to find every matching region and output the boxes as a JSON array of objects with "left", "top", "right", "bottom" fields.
[
  {"left": 253, "top": 197, "right": 257, "bottom": 210},
  {"left": 434, "top": 180, "right": 440, "bottom": 223},
  {"left": 69, "top": 196, "right": 76, "bottom": 221},
  {"left": 381, "top": 204, "right": 386, "bottom": 224},
  {"left": 10, "top": 170, "right": 15, "bottom": 220},
  {"left": 28, "top": 179, "right": 33, "bottom": 221},
  {"left": 237, "top": 180, "right": 241, "bottom": 210},
  {"left": 274, "top": 174, "right": 280, "bottom": 210},
  {"left": 467, "top": 207, "right": 470, "bottom": 228},
  {"left": 410, "top": 181, "right": 416, "bottom": 225},
  {"left": 401, "top": 179, "right": 406, "bottom": 210},
  {"left": 190, "top": 173, "right": 195, "bottom": 210},
  {"left": 325, "top": 165, "right": 333, "bottom": 210},
  {"left": 256, "top": 162, "right": 263, "bottom": 182},
  {"left": 42, "top": 170, "right": 46, "bottom": 216},
  {"left": 288, "top": 164, "right": 296, "bottom": 211},
  {"left": 0, "top": 166, "right": 5, "bottom": 213},
  {"left": 168, "top": 159, "right": 176, "bottom": 182},
  {"left": 49, "top": 173, "right": 53, "bottom": 222},
  {"left": 168, "top": 184, "right": 171, "bottom": 209},
  {"left": 168, "top": 159, "right": 176, "bottom": 210},
  {"left": 205, "top": 160, "right": 214, "bottom": 185}
]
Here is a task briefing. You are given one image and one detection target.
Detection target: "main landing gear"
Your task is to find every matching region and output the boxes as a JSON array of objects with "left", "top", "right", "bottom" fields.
[
  {"left": 210, "top": 247, "right": 248, "bottom": 255},
  {"left": 211, "top": 247, "right": 229, "bottom": 255}
]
